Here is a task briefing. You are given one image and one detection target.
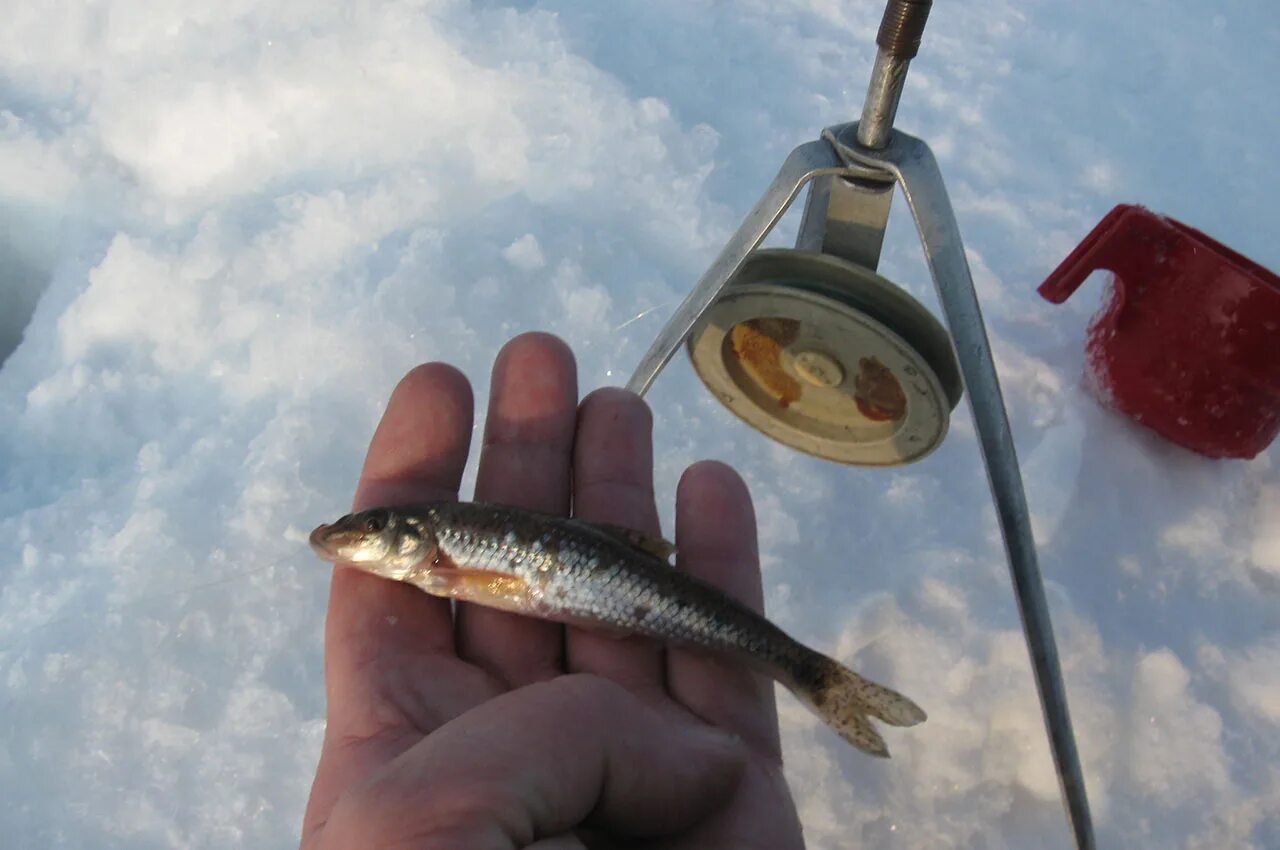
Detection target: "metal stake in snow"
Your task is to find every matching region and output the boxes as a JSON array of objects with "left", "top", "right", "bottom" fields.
[{"left": 626, "top": 2, "right": 1098, "bottom": 848}]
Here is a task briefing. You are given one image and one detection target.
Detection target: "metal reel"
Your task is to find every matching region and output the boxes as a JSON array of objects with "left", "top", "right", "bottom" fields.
[{"left": 687, "top": 249, "right": 962, "bottom": 466}]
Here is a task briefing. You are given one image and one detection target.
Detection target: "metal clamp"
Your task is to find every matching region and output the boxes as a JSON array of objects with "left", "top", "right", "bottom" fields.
[{"left": 624, "top": 1, "right": 1096, "bottom": 844}]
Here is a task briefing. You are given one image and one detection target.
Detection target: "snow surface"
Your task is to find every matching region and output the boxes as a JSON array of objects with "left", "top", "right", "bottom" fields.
[{"left": 2, "top": 1, "right": 1278, "bottom": 848}]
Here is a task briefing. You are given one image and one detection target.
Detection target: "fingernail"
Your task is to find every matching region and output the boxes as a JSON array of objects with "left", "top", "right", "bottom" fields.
[{"left": 680, "top": 719, "right": 745, "bottom": 758}]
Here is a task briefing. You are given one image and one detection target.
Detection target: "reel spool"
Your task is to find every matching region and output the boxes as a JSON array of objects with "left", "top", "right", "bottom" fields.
[{"left": 687, "top": 249, "right": 962, "bottom": 466}]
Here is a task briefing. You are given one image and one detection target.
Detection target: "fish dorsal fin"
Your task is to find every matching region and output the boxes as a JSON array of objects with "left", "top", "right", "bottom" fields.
[{"left": 574, "top": 519, "right": 677, "bottom": 562}]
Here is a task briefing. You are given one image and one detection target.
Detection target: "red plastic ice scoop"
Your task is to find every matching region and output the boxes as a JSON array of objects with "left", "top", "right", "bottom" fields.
[{"left": 1038, "top": 204, "right": 1280, "bottom": 459}]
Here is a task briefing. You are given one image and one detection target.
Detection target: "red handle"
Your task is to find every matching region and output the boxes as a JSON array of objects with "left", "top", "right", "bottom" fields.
[{"left": 1037, "top": 205, "right": 1175, "bottom": 303}]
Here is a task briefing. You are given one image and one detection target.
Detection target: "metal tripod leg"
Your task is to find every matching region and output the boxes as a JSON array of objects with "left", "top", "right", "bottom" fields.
[
  {"left": 625, "top": 140, "right": 857, "bottom": 396},
  {"left": 829, "top": 123, "right": 1097, "bottom": 850}
]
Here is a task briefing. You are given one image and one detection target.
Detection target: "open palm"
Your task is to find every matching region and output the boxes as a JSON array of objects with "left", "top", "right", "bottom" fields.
[{"left": 299, "top": 333, "right": 805, "bottom": 849}]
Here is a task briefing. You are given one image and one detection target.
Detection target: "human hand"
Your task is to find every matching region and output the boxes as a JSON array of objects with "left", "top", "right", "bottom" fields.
[{"left": 300, "top": 332, "right": 806, "bottom": 849}]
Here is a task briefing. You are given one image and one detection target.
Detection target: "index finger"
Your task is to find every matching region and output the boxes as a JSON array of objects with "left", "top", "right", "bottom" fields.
[
  {"left": 324, "top": 363, "right": 474, "bottom": 721},
  {"left": 303, "top": 364, "right": 495, "bottom": 844}
]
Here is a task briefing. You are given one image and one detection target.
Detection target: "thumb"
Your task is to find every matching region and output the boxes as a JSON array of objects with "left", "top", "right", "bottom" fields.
[{"left": 319, "top": 674, "right": 745, "bottom": 849}]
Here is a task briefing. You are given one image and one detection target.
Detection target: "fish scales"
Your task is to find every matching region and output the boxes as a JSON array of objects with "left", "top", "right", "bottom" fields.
[
  {"left": 428, "top": 501, "right": 790, "bottom": 662},
  {"left": 310, "top": 501, "right": 928, "bottom": 757}
]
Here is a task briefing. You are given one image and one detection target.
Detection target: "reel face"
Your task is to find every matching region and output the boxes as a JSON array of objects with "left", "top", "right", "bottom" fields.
[{"left": 687, "top": 249, "right": 962, "bottom": 466}]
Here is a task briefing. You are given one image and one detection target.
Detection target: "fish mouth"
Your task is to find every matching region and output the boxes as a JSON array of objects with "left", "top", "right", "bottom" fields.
[
  {"left": 309, "top": 523, "right": 338, "bottom": 560},
  {"left": 309, "top": 523, "right": 382, "bottom": 566}
]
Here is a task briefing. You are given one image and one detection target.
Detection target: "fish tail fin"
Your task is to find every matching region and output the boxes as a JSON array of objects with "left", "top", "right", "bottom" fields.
[
  {"left": 794, "top": 687, "right": 891, "bottom": 757},
  {"left": 783, "top": 650, "right": 926, "bottom": 757}
]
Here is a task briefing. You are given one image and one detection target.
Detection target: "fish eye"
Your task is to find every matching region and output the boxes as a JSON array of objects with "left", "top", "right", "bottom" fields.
[{"left": 363, "top": 513, "right": 386, "bottom": 533}]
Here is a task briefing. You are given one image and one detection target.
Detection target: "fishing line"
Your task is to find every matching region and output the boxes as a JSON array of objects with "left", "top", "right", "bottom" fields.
[{"left": 612, "top": 300, "right": 679, "bottom": 332}]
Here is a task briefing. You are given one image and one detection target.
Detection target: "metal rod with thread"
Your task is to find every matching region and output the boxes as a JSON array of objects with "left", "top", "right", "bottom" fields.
[{"left": 857, "top": 0, "right": 932, "bottom": 149}]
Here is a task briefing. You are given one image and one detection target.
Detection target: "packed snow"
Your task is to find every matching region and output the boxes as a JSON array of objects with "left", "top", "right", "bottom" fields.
[{"left": 1, "top": 1, "right": 1278, "bottom": 848}]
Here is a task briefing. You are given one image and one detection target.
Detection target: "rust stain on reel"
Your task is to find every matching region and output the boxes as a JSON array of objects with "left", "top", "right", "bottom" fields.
[
  {"left": 729, "top": 318, "right": 803, "bottom": 408},
  {"left": 853, "top": 356, "right": 907, "bottom": 422}
]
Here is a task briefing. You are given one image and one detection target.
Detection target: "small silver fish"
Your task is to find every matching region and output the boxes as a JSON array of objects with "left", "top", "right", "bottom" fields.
[{"left": 310, "top": 501, "right": 926, "bottom": 757}]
